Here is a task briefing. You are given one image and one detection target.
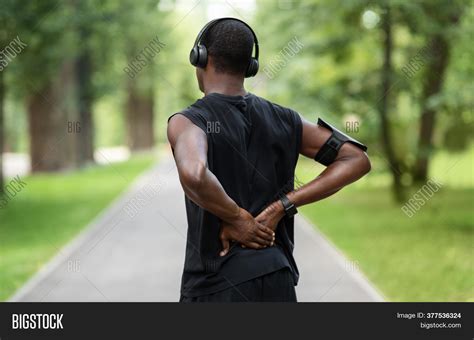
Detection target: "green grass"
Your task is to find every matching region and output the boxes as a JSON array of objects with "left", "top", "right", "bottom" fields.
[
  {"left": 296, "top": 149, "right": 473, "bottom": 301},
  {"left": 0, "top": 155, "right": 155, "bottom": 301}
]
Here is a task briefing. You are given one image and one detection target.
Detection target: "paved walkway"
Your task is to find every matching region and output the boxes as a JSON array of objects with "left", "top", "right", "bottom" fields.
[{"left": 10, "top": 154, "right": 384, "bottom": 302}]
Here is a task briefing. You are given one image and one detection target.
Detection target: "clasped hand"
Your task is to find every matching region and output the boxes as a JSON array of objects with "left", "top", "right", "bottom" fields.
[{"left": 219, "top": 201, "right": 285, "bottom": 256}]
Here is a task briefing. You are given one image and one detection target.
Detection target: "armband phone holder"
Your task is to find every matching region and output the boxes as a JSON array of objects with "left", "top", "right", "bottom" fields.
[{"left": 314, "top": 118, "right": 368, "bottom": 166}]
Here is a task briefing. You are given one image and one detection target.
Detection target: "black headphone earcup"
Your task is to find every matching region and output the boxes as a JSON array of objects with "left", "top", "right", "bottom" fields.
[
  {"left": 245, "top": 58, "right": 259, "bottom": 78},
  {"left": 196, "top": 45, "right": 207, "bottom": 68},
  {"left": 189, "top": 46, "right": 199, "bottom": 66},
  {"left": 189, "top": 45, "right": 208, "bottom": 68}
]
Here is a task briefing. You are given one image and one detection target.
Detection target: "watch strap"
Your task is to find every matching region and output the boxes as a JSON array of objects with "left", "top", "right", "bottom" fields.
[{"left": 280, "top": 194, "right": 297, "bottom": 218}]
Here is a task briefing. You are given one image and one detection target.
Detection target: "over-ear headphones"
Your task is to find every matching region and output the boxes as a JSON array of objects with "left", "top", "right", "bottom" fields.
[{"left": 189, "top": 17, "right": 259, "bottom": 78}]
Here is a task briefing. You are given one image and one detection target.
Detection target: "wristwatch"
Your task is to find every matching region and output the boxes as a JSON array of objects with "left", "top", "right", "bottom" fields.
[{"left": 280, "top": 194, "right": 298, "bottom": 218}]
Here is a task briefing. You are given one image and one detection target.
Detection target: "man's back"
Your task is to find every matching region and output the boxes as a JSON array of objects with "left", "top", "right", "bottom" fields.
[{"left": 170, "top": 92, "right": 302, "bottom": 298}]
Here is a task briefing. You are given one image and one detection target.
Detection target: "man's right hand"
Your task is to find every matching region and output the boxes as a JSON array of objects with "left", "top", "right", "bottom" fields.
[{"left": 219, "top": 208, "right": 275, "bottom": 256}]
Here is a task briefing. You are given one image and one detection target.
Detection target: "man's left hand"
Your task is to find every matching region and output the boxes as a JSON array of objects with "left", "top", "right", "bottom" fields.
[{"left": 255, "top": 200, "right": 286, "bottom": 232}]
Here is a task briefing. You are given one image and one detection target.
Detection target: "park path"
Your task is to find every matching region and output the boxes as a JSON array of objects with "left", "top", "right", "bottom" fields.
[{"left": 10, "top": 151, "right": 384, "bottom": 302}]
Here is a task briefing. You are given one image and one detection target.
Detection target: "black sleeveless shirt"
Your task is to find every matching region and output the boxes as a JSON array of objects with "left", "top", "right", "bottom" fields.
[{"left": 169, "top": 92, "right": 302, "bottom": 297}]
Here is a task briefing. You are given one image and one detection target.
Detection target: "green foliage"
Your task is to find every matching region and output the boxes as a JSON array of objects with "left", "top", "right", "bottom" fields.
[
  {"left": 255, "top": 0, "right": 473, "bottom": 185},
  {"left": 1, "top": 0, "right": 186, "bottom": 149},
  {"left": 2, "top": 0, "right": 472, "bottom": 153},
  {"left": 3, "top": 1, "right": 74, "bottom": 93}
]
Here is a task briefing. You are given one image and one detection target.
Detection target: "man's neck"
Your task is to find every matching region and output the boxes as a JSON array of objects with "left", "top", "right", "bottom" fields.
[{"left": 203, "top": 74, "right": 247, "bottom": 97}]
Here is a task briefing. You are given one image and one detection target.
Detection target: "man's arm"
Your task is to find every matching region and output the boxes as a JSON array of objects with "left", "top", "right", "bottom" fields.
[
  {"left": 167, "top": 114, "right": 239, "bottom": 221},
  {"left": 167, "top": 114, "right": 274, "bottom": 254},
  {"left": 256, "top": 118, "right": 371, "bottom": 229}
]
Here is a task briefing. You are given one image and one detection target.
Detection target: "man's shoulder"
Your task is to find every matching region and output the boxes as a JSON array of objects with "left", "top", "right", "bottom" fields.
[
  {"left": 168, "top": 98, "right": 210, "bottom": 134},
  {"left": 168, "top": 98, "right": 207, "bottom": 122},
  {"left": 251, "top": 94, "right": 300, "bottom": 119}
]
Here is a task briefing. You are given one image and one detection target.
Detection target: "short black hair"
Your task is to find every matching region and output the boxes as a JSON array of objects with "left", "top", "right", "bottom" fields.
[{"left": 201, "top": 19, "right": 254, "bottom": 76}]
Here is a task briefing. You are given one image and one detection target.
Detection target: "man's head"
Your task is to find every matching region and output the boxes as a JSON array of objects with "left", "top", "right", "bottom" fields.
[{"left": 191, "top": 19, "right": 257, "bottom": 92}]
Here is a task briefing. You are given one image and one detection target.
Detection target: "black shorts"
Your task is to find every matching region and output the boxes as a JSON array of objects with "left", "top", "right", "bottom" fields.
[{"left": 179, "top": 268, "right": 297, "bottom": 302}]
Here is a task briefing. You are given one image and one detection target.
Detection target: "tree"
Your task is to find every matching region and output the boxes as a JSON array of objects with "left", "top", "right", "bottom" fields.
[
  {"left": 10, "top": 1, "right": 76, "bottom": 172},
  {"left": 118, "top": 0, "right": 161, "bottom": 152},
  {"left": 378, "top": 3, "right": 404, "bottom": 201},
  {"left": 0, "top": 69, "right": 4, "bottom": 193},
  {"left": 0, "top": 0, "right": 20, "bottom": 192},
  {"left": 74, "top": 1, "right": 95, "bottom": 165},
  {"left": 126, "top": 74, "right": 155, "bottom": 151},
  {"left": 255, "top": 0, "right": 471, "bottom": 201},
  {"left": 13, "top": 0, "right": 124, "bottom": 171},
  {"left": 410, "top": 2, "right": 464, "bottom": 183},
  {"left": 71, "top": 0, "right": 122, "bottom": 165}
]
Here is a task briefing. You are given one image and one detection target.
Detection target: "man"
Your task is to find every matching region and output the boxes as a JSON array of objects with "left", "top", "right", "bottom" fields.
[{"left": 167, "top": 18, "right": 371, "bottom": 302}]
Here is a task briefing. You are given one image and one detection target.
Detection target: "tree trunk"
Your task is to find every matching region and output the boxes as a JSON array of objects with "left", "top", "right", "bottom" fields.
[
  {"left": 126, "top": 79, "right": 155, "bottom": 151},
  {"left": 379, "top": 5, "right": 404, "bottom": 202},
  {"left": 75, "top": 28, "right": 95, "bottom": 165},
  {"left": 28, "top": 82, "right": 65, "bottom": 172},
  {"left": 28, "top": 60, "right": 79, "bottom": 172},
  {"left": 59, "top": 59, "right": 82, "bottom": 170},
  {"left": 0, "top": 69, "right": 5, "bottom": 193},
  {"left": 412, "top": 36, "right": 450, "bottom": 183}
]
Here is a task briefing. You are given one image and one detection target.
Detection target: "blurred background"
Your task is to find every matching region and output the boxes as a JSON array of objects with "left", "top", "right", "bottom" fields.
[{"left": 0, "top": 0, "right": 472, "bottom": 302}]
